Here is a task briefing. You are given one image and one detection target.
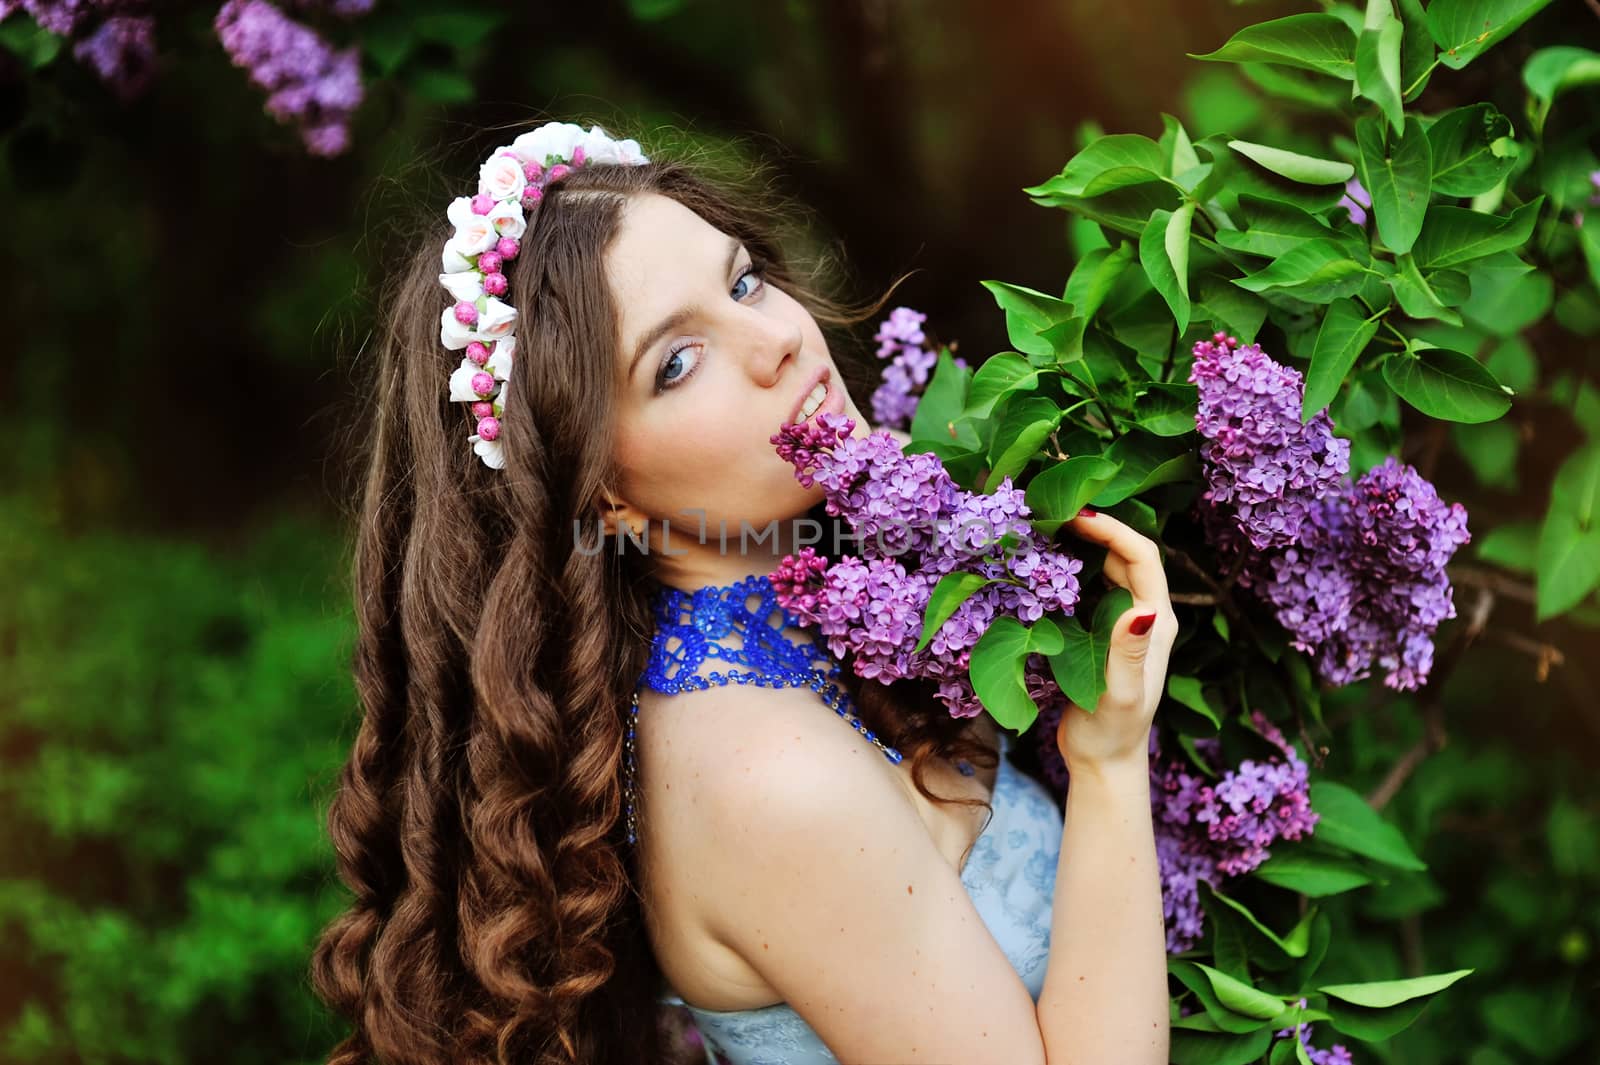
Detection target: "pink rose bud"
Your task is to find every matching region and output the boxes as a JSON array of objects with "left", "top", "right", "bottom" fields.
[
  {"left": 523, "top": 161, "right": 544, "bottom": 183},
  {"left": 471, "top": 401, "right": 494, "bottom": 418},
  {"left": 471, "top": 193, "right": 494, "bottom": 215},
  {"left": 471, "top": 371, "right": 496, "bottom": 396},
  {"left": 466, "top": 341, "right": 490, "bottom": 366},
  {"left": 495, "top": 236, "right": 520, "bottom": 261},
  {"left": 483, "top": 272, "right": 508, "bottom": 296},
  {"left": 476, "top": 415, "right": 501, "bottom": 441},
  {"left": 547, "top": 163, "right": 571, "bottom": 182},
  {"left": 454, "top": 301, "right": 479, "bottom": 325},
  {"left": 477, "top": 251, "right": 503, "bottom": 274},
  {"left": 571, "top": 145, "right": 586, "bottom": 167},
  {"left": 521, "top": 185, "right": 543, "bottom": 208}
]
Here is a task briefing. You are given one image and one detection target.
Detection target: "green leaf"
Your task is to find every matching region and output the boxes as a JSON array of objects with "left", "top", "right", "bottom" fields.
[
  {"left": 1189, "top": 14, "right": 1358, "bottom": 80},
  {"left": 1206, "top": 889, "right": 1315, "bottom": 958},
  {"left": 1386, "top": 255, "right": 1463, "bottom": 325},
  {"left": 1195, "top": 275, "right": 1270, "bottom": 342},
  {"left": 1091, "top": 433, "right": 1197, "bottom": 506},
  {"left": 1355, "top": 8, "right": 1406, "bottom": 134},
  {"left": 914, "top": 573, "right": 994, "bottom": 655},
  {"left": 1460, "top": 252, "right": 1551, "bottom": 336},
  {"left": 1026, "top": 134, "right": 1167, "bottom": 198},
  {"left": 1476, "top": 519, "right": 1538, "bottom": 573},
  {"left": 986, "top": 396, "right": 1064, "bottom": 484},
  {"left": 963, "top": 353, "right": 1039, "bottom": 419},
  {"left": 1215, "top": 196, "right": 1339, "bottom": 258},
  {"left": 1426, "top": 0, "right": 1556, "bottom": 70},
  {"left": 1452, "top": 418, "right": 1520, "bottom": 490},
  {"left": 981, "top": 281, "right": 1077, "bottom": 359},
  {"left": 1382, "top": 341, "right": 1512, "bottom": 423},
  {"left": 1064, "top": 243, "right": 1134, "bottom": 321},
  {"left": 1046, "top": 588, "right": 1133, "bottom": 711},
  {"left": 1411, "top": 198, "right": 1544, "bottom": 270},
  {"left": 1304, "top": 299, "right": 1380, "bottom": 419},
  {"left": 1026, "top": 455, "right": 1122, "bottom": 535},
  {"left": 1195, "top": 964, "right": 1289, "bottom": 1020},
  {"left": 1424, "top": 103, "right": 1517, "bottom": 197},
  {"left": 1166, "top": 675, "right": 1222, "bottom": 728},
  {"left": 1140, "top": 206, "right": 1195, "bottom": 332},
  {"left": 1580, "top": 213, "right": 1600, "bottom": 295},
  {"left": 1169, "top": 1027, "right": 1275, "bottom": 1065},
  {"left": 1320, "top": 969, "right": 1475, "bottom": 1009},
  {"left": 1524, "top": 46, "right": 1600, "bottom": 132},
  {"left": 1228, "top": 141, "right": 1355, "bottom": 185},
  {"left": 969, "top": 617, "right": 1061, "bottom": 731},
  {"left": 1134, "top": 382, "right": 1202, "bottom": 437},
  {"left": 1395, "top": 0, "right": 1436, "bottom": 99},
  {"left": 910, "top": 348, "right": 975, "bottom": 447},
  {"left": 1309, "top": 780, "right": 1429, "bottom": 871},
  {"left": 1234, "top": 239, "right": 1368, "bottom": 302},
  {"left": 412, "top": 9, "right": 508, "bottom": 44},
  {"left": 1253, "top": 848, "right": 1377, "bottom": 896},
  {"left": 1535, "top": 443, "right": 1600, "bottom": 620},
  {"left": 1160, "top": 113, "right": 1203, "bottom": 178},
  {"left": 1357, "top": 114, "right": 1432, "bottom": 254},
  {"left": 0, "top": 16, "right": 63, "bottom": 68}
]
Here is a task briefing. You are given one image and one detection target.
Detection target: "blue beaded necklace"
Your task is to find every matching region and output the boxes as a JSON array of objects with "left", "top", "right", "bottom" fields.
[{"left": 624, "top": 572, "right": 915, "bottom": 848}]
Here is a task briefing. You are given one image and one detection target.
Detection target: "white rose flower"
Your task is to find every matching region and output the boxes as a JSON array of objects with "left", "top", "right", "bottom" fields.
[
  {"left": 471, "top": 434, "right": 506, "bottom": 469},
  {"left": 453, "top": 212, "right": 498, "bottom": 256},
  {"left": 439, "top": 270, "right": 484, "bottom": 302},
  {"left": 492, "top": 373, "right": 510, "bottom": 417},
  {"left": 580, "top": 125, "right": 623, "bottom": 165},
  {"left": 486, "top": 199, "right": 526, "bottom": 239},
  {"left": 440, "top": 306, "right": 481, "bottom": 350},
  {"left": 441, "top": 239, "right": 474, "bottom": 273},
  {"left": 511, "top": 121, "right": 586, "bottom": 167},
  {"left": 476, "top": 296, "right": 517, "bottom": 340},
  {"left": 478, "top": 152, "right": 526, "bottom": 202},
  {"left": 486, "top": 339, "right": 514, "bottom": 381},
  {"left": 449, "top": 357, "right": 485, "bottom": 401},
  {"left": 614, "top": 138, "right": 647, "bottom": 165}
]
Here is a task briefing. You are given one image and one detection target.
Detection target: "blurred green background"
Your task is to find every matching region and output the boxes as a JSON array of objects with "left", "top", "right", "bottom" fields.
[{"left": 2, "top": 1, "right": 1597, "bottom": 1062}]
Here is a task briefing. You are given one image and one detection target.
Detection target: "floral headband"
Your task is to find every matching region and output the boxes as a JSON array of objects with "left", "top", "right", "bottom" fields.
[{"left": 440, "top": 121, "right": 650, "bottom": 469}]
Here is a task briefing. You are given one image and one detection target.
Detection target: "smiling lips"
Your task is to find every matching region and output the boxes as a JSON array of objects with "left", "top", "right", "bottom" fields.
[{"left": 788, "top": 368, "right": 842, "bottom": 425}]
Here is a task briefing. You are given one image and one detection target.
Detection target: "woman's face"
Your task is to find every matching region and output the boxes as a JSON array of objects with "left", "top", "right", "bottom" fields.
[{"left": 601, "top": 192, "right": 869, "bottom": 582}]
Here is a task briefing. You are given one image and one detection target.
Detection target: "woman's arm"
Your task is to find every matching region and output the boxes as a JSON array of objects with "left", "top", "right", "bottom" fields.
[{"left": 1036, "top": 508, "right": 1175, "bottom": 1063}]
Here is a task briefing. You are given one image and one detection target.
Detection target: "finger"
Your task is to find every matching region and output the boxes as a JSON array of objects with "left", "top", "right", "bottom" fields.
[
  {"left": 1100, "top": 604, "right": 1157, "bottom": 711},
  {"left": 1064, "top": 509, "right": 1172, "bottom": 608}
]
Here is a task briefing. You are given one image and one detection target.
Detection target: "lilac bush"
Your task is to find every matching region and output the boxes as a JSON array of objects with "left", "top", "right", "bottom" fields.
[{"left": 868, "top": 306, "right": 967, "bottom": 429}]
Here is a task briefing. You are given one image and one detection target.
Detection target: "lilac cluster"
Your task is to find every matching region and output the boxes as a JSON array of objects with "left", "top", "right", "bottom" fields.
[
  {"left": 1337, "top": 178, "right": 1371, "bottom": 227},
  {"left": 1035, "top": 707, "right": 1319, "bottom": 954},
  {"left": 2, "top": 1, "right": 157, "bottom": 100},
  {"left": 868, "top": 307, "right": 967, "bottom": 430},
  {"left": 769, "top": 412, "right": 1084, "bottom": 720},
  {"left": 1191, "top": 332, "right": 1351, "bottom": 551},
  {"left": 1276, "top": 1000, "right": 1355, "bottom": 1064},
  {"left": 1573, "top": 170, "right": 1600, "bottom": 227},
  {"left": 1192, "top": 334, "right": 1470, "bottom": 691},
  {"left": 214, "top": 0, "right": 365, "bottom": 156}
]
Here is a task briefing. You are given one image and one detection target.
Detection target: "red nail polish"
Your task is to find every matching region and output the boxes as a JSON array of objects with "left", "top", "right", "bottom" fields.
[
  {"left": 1129, "top": 612, "right": 1157, "bottom": 636},
  {"left": 1077, "top": 506, "right": 1096, "bottom": 518}
]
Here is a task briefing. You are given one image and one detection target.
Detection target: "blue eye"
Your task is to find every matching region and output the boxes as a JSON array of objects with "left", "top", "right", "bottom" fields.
[{"left": 654, "top": 258, "right": 770, "bottom": 393}]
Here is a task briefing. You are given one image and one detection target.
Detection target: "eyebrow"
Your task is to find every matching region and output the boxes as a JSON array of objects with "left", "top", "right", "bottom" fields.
[{"left": 627, "top": 234, "right": 744, "bottom": 383}]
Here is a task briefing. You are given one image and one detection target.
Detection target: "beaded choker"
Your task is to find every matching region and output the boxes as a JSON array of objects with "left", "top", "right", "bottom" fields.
[{"left": 623, "top": 573, "right": 907, "bottom": 847}]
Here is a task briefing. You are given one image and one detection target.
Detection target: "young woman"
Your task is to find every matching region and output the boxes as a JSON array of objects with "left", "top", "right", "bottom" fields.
[{"left": 311, "top": 120, "right": 1177, "bottom": 1065}]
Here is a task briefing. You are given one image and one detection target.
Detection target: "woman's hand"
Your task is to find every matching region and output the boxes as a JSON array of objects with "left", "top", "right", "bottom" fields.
[{"left": 1053, "top": 507, "right": 1178, "bottom": 774}]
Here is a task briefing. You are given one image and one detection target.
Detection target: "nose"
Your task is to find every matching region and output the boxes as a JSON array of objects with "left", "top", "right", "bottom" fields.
[{"left": 746, "top": 308, "right": 803, "bottom": 387}]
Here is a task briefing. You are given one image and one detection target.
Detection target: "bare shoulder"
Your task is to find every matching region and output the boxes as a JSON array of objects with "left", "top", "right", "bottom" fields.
[{"left": 634, "top": 680, "right": 1046, "bottom": 1063}]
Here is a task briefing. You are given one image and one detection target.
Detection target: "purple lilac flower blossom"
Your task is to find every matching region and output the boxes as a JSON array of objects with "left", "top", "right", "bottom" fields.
[
  {"left": 70, "top": 14, "right": 155, "bottom": 100},
  {"left": 868, "top": 306, "right": 967, "bottom": 430},
  {"left": 1192, "top": 334, "right": 1470, "bottom": 691},
  {"left": 770, "top": 412, "right": 1083, "bottom": 720},
  {"left": 1276, "top": 1000, "right": 1356, "bottom": 1064},
  {"left": 214, "top": 0, "right": 364, "bottom": 157},
  {"left": 1337, "top": 178, "right": 1371, "bottom": 226},
  {"left": 1035, "top": 706, "right": 1320, "bottom": 954}
]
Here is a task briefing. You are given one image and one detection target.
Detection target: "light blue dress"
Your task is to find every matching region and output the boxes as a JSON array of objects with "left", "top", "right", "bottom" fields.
[{"left": 632, "top": 574, "right": 1065, "bottom": 1065}]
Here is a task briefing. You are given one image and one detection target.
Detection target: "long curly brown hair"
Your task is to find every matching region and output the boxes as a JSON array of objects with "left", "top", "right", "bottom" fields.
[{"left": 310, "top": 122, "right": 999, "bottom": 1065}]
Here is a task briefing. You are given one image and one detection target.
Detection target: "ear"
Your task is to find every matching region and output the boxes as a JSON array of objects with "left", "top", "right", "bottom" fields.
[{"left": 596, "top": 491, "right": 648, "bottom": 539}]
